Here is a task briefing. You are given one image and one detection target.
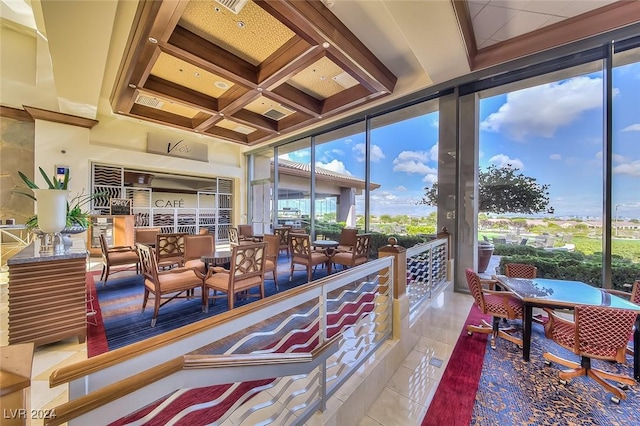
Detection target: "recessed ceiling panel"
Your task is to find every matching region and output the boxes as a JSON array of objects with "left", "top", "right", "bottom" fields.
[
  {"left": 135, "top": 92, "right": 201, "bottom": 118},
  {"left": 216, "top": 118, "right": 256, "bottom": 134},
  {"left": 287, "top": 57, "right": 357, "bottom": 100},
  {"left": 179, "top": 0, "right": 295, "bottom": 66},
  {"left": 150, "top": 52, "right": 234, "bottom": 98},
  {"left": 243, "top": 95, "right": 295, "bottom": 120}
]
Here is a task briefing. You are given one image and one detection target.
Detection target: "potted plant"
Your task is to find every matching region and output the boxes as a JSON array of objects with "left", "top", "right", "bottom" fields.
[{"left": 15, "top": 167, "right": 100, "bottom": 235}]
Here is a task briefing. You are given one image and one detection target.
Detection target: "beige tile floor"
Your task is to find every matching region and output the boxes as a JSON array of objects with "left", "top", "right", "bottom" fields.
[{"left": 2, "top": 259, "right": 475, "bottom": 426}]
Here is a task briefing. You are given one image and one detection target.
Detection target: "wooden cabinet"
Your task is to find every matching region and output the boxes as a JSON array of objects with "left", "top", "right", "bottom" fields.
[
  {"left": 7, "top": 241, "right": 88, "bottom": 347},
  {"left": 87, "top": 215, "right": 135, "bottom": 256}
]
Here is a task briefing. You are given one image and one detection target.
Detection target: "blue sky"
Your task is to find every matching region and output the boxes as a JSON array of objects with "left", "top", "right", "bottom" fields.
[{"left": 280, "top": 60, "right": 640, "bottom": 219}]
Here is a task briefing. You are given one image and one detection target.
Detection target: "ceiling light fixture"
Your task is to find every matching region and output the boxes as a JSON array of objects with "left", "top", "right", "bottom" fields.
[
  {"left": 237, "top": 21, "right": 245, "bottom": 28},
  {"left": 128, "top": 83, "right": 137, "bottom": 89},
  {"left": 257, "top": 87, "right": 263, "bottom": 92},
  {"left": 194, "top": 72, "right": 200, "bottom": 77},
  {"left": 215, "top": 81, "right": 229, "bottom": 89},
  {"left": 148, "top": 37, "right": 158, "bottom": 44},
  {"left": 322, "top": 42, "right": 330, "bottom": 48}
]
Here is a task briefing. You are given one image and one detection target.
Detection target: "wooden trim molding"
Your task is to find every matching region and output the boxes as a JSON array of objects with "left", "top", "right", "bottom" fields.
[
  {"left": 1, "top": 105, "right": 33, "bottom": 122},
  {"left": 451, "top": 0, "right": 476, "bottom": 69},
  {"left": 22, "top": 105, "right": 99, "bottom": 129},
  {"left": 471, "top": 1, "right": 640, "bottom": 70}
]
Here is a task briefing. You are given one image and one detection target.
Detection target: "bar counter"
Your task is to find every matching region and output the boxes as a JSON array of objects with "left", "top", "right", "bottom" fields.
[{"left": 7, "top": 239, "right": 88, "bottom": 347}]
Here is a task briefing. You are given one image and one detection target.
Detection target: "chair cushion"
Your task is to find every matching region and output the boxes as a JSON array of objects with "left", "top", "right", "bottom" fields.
[
  {"left": 548, "top": 320, "right": 575, "bottom": 351},
  {"left": 204, "top": 273, "right": 262, "bottom": 292},
  {"left": 484, "top": 294, "right": 523, "bottom": 319},
  {"left": 145, "top": 270, "right": 202, "bottom": 293},
  {"left": 109, "top": 251, "right": 139, "bottom": 264},
  {"left": 332, "top": 252, "right": 353, "bottom": 265},
  {"left": 184, "top": 259, "right": 206, "bottom": 274}
]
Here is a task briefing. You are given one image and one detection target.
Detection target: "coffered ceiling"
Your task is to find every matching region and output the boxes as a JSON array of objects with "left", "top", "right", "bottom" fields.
[
  {"left": 111, "top": 0, "right": 397, "bottom": 146},
  {"left": 2, "top": 0, "right": 639, "bottom": 150}
]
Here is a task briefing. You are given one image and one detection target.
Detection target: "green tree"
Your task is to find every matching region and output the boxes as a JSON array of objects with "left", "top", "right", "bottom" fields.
[{"left": 420, "top": 164, "right": 551, "bottom": 214}]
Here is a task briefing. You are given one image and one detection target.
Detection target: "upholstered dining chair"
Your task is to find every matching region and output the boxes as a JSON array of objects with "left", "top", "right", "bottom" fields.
[
  {"left": 228, "top": 227, "right": 240, "bottom": 247},
  {"left": 336, "top": 228, "right": 358, "bottom": 252},
  {"left": 289, "top": 233, "right": 331, "bottom": 283},
  {"left": 238, "top": 224, "right": 260, "bottom": 242},
  {"left": 99, "top": 233, "right": 139, "bottom": 285},
  {"left": 262, "top": 234, "right": 280, "bottom": 291},
  {"left": 331, "top": 233, "right": 371, "bottom": 272},
  {"left": 136, "top": 243, "right": 204, "bottom": 327},
  {"left": 504, "top": 263, "right": 537, "bottom": 279},
  {"left": 605, "top": 280, "right": 640, "bottom": 356},
  {"left": 135, "top": 227, "right": 161, "bottom": 247},
  {"left": 274, "top": 226, "right": 292, "bottom": 258},
  {"left": 542, "top": 305, "right": 637, "bottom": 403},
  {"left": 155, "top": 233, "right": 186, "bottom": 270},
  {"left": 465, "top": 268, "right": 524, "bottom": 349},
  {"left": 202, "top": 242, "right": 267, "bottom": 311},
  {"left": 184, "top": 233, "right": 215, "bottom": 275}
]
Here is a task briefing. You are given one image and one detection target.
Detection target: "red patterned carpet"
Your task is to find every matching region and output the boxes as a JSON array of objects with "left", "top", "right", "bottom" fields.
[{"left": 421, "top": 305, "right": 489, "bottom": 426}]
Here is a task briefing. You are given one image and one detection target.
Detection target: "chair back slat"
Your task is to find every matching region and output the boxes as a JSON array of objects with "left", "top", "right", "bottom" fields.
[
  {"left": 465, "top": 268, "right": 486, "bottom": 313},
  {"left": 228, "top": 227, "right": 240, "bottom": 246},
  {"left": 290, "top": 233, "right": 311, "bottom": 258},
  {"left": 575, "top": 305, "right": 637, "bottom": 362},
  {"left": 231, "top": 243, "right": 266, "bottom": 279},
  {"left": 505, "top": 263, "right": 537, "bottom": 279}
]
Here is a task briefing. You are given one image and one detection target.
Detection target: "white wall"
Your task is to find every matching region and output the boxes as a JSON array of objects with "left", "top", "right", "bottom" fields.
[{"left": 32, "top": 117, "right": 247, "bottom": 224}]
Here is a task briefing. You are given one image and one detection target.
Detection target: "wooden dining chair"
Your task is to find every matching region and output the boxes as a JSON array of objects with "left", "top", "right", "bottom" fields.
[
  {"left": 136, "top": 243, "right": 204, "bottom": 327},
  {"left": 465, "top": 268, "right": 524, "bottom": 349},
  {"left": 135, "top": 227, "right": 161, "bottom": 246},
  {"left": 238, "top": 224, "right": 260, "bottom": 243},
  {"left": 289, "top": 233, "right": 330, "bottom": 283},
  {"left": 184, "top": 233, "right": 215, "bottom": 275},
  {"left": 274, "top": 226, "right": 292, "bottom": 258},
  {"left": 331, "top": 233, "right": 371, "bottom": 272},
  {"left": 155, "top": 233, "right": 186, "bottom": 270},
  {"left": 98, "top": 233, "right": 139, "bottom": 285},
  {"left": 543, "top": 305, "right": 637, "bottom": 403},
  {"left": 336, "top": 228, "right": 358, "bottom": 252},
  {"left": 202, "top": 242, "right": 267, "bottom": 311},
  {"left": 262, "top": 234, "right": 280, "bottom": 291},
  {"left": 504, "top": 263, "right": 537, "bottom": 279}
]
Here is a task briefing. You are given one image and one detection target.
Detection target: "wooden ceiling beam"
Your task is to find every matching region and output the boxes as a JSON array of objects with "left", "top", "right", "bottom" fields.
[
  {"left": 168, "top": 26, "right": 258, "bottom": 86},
  {"left": 144, "top": 75, "right": 219, "bottom": 113},
  {"left": 257, "top": 36, "right": 316, "bottom": 84},
  {"left": 204, "top": 126, "right": 250, "bottom": 145},
  {"left": 270, "top": 83, "right": 322, "bottom": 116},
  {"left": 231, "top": 110, "right": 278, "bottom": 132},
  {"left": 130, "top": 104, "right": 196, "bottom": 129}
]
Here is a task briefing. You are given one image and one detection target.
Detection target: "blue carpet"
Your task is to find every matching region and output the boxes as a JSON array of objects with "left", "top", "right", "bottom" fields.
[
  {"left": 94, "top": 256, "right": 330, "bottom": 351},
  {"left": 470, "top": 318, "right": 639, "bottom": 425}
]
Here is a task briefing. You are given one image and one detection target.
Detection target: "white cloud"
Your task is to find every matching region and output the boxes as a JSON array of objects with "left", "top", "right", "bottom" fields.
[
  {"left": 429, "top": 144, "right": 438, "bottom": 161},
  {"left": 613, "top": 161, "right": 640, "bottom": 177},
  {"left": 423, "top": 173, "right": 438, "bottom": 183},
  {"left": 550, "top": 154, "right": 561, "bottom": 160},
  {"left": 316, "top": 160, "right": 352, "bottom": 175},
  {"left": 331, "top": 148, "right": 345, "bottom": 156},
  {"left": 395, "top": 186, "right": 407, "bottom": 191},
  {"left": 622, "top": 124, "right": 640, "bottom": 132},
  {"left": 480, "top": 76, "right": 614, "bottom": 140},
  {"left": 488, "top": 154, "right": 524, "bottom": 169},
  {"left": 595, "top": 151, "right": 626, "bottom": 163},
  {"left": 392, "top": 150, "right": 437, "bottom": 175},
  {"left": 353, "top": 143, "right": 385, "bottom": 162},
  {"left": 431, "top": 118, "right": 439, "bottom": 129}
]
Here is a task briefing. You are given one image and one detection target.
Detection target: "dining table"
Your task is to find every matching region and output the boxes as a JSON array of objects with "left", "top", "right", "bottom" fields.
[
  {"left": 200, "top": 250, "right": 233, "bottom": 271},
  {"left": 493, "top": 275, "right": 640, "bottom": 381}
]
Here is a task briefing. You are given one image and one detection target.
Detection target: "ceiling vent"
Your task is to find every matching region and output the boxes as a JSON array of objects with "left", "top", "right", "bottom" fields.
[
  {"left": 135, "top": 94, "right": 164, "bottom": 109},
  {"left": 263, "top": 108, "right": 287, "bottom": 120},
  {"left": 233, "top": 125, "right": 255, "bottom": 134},
  {"left": 332, "top": 71, "right": 359, "bottom": 89},
  {"left": 215, "top": 0, "right": 248, "bottom": 14}
]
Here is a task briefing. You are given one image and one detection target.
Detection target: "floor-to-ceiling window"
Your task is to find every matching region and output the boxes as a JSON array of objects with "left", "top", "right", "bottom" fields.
[
  {"left": 369, "top": 99, "right": 440, "bottom": 237},
  {"left": 612, "top": 45, "right": 640, "bottom": 284},
  {"left": 313, "top": 122, "right": 366, "bottom": 237},
  {"left": 276, "top": 138, "right": 311, "bottom": 231},
  {"left": 477, "top": 62, "right": 605, "bottom": 284}
]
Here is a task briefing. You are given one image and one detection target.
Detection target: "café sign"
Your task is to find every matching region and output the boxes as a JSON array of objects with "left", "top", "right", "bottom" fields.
[{"left": 147, "top": 132, "right": 208, "bottom": 162}]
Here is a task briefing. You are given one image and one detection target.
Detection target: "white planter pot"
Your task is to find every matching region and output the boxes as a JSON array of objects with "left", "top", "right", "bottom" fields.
[{"left": 34, "top": 189, "right": 69, "bottom": 234}]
